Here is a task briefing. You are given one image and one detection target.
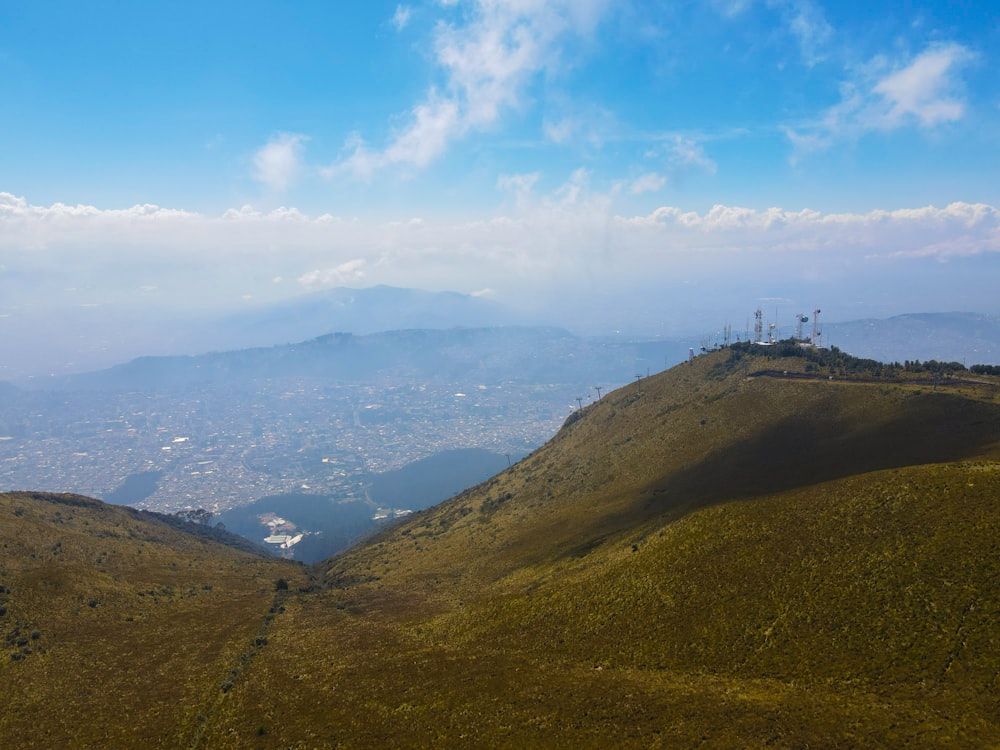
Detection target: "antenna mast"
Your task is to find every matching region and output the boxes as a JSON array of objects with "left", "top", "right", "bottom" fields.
[{"left": 811, "top": 309, "right": 822, "bottom": 346}]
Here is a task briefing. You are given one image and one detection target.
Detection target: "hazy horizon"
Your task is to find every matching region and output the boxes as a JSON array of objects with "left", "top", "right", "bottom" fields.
[{"left": 2, "top": 2, "right": 998, "bottom": 375}]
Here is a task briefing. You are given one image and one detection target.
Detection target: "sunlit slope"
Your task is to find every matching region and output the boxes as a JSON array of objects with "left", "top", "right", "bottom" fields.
[
  {"left": 0, "top": 492, "right": 309, "bottom": 749},
  {"left": 202, "top": 349, "right": 1000, "bottom": 747}
]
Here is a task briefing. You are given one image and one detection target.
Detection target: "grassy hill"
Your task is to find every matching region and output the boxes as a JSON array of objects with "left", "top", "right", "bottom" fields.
[
  {"left": 0, "top": 492, "right": 311, "bottom": 748},
  {"left": 4, "top": 346, "right": 1000, "bottom": 747}
]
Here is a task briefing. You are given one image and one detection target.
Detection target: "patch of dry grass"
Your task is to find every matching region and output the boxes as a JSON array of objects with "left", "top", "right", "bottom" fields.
[{"left": 0, "top": 492, "right": 309, "bottom": 748}]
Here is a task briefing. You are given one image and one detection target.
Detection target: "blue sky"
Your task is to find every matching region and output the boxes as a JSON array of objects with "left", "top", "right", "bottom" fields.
[{"left": 2, "top": 0, "right": 999, "bottom": 371}]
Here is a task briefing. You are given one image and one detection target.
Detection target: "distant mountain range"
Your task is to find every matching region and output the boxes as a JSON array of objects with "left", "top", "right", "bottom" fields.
[
  {"left": 39, "top": 326, "right": 688, "bottom": 393},
  {"left": 825, "top": 312, "right": 1000, "bottom": 365},
  {"left": 0, "top": 285, "right": 518, "bottom": 378},
  {"left": 14, "top": 309, "right": 1000, "bottom": 395},
  {"left": 214, "top": 285, "right": 517, "bottom": 347},
  {"left": 5, "top": 282, "right": 998, "bottom": 379}
]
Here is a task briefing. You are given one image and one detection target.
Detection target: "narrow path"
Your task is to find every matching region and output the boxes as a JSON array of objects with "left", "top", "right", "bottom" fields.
[
  {"left": 749, "top": 369, "right": 999, "bottom": 394},
  {"left": 184, "top": 584, "right": 294, "bottom": 749}
]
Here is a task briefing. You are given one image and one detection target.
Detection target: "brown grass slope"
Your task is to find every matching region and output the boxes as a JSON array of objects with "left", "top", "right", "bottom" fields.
[
  {"left": 0, "top": 491, "right": 310, "bottom": 749},
  {"left": 5, "top": 349, "right": 1000, "bottom": 748},
  {"left": 200, "top": 349, "right": 1000, "bottom": 748}
]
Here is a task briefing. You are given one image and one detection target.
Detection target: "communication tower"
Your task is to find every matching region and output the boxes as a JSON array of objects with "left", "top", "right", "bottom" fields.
[
  {"left": 754, "top": 308, "right": 763, "bottom": 344},
  {"left": 795, "top": 313, "right": 807, "bottom": 341},
  {"left": 811, "top": 309, "right": 822, "bottom": 346}
]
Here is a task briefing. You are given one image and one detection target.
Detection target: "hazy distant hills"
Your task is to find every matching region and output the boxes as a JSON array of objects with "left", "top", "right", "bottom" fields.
[
  {"left": 214, "top": 285, "right": 516, "bottom": 348},
  {"left": 825, "top": 312, "right": 1000, "bottom": 365},
  {"left": 0, "top": 285, "right": 517, "bottom": 379},
  {"left": 47, "top": 326, "right": 687, "bottom": 393},
  {"left": 4, "top": 347, "right": 1000, "bottom": 746},
  {"left": 37, "top": 311, "right": 1000, "bottom": 395},
  {"left": 6, "top": 280, "right": 998, "bottom": 381}
]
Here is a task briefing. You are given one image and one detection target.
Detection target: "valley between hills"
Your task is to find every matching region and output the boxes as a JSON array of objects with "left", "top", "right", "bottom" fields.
[{"left": 3, "top": 344, "right": 1000, "bottom": 748}]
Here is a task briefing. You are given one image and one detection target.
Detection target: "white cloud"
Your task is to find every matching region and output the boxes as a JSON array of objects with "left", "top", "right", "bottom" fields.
[
  {"left": 326, "top": 95, "right": 461, "bottom": 180},
  {"left": 253, "top": 133, "right": 309, "bottom": 191},
  {"left": 709, "top": 0, "right": 752, "bottom": 18},
  {"left": 640, "top": 135, "right": 717, "bottom": 178},
  {"left": 0, "top": 190, "right": 197, "bottom": 224},
  {"left": 543, "top": 117, "right": 576, "bottom": 144},
  {"left": 328, "top": 0, "right": 611, "bottom": 178},
  {"left": 712, "top": 0, "right": 832, "bottom": 65},
  {"left": 872, "top": 43, "right": 973, "bottom": 128},
  {"left": 551, "top": 167, "right": 596, "bottom": 207},
  {"left": 298, "top": 259, "right": 368, "bottom": 290},
  {"left": 786, "top": 42, "right": 974, "bottom": 156},
  {"left": 497, "top": 172, "right": 540, "bottom": 194},
  {"left": 629, "top": 173, "right": 666, "bottom": 194},
  {"left": 5, "top": 190, "right": 998, "bottom": 263},
  {"left": 391, "top": 5, "right": 412, "bottom": 31},
  {"left": 768, "top": 0, "right": 833, "bottom": 66},
  {"left": 541, "top": 102, "right": 619, "bottom": 149},
  {"left": 667, "top": 135, "right": 717, "bottom": 174},
  {"left": 616, "top": 201, "right": 1000, "bottom": 263}
]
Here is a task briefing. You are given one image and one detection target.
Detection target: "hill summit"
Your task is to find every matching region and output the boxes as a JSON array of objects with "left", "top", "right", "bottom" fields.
[{"left": 4, "top": 344, "right": 1000, "bottom": 747}]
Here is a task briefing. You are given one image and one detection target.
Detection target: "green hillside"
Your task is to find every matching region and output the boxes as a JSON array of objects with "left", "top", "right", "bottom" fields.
[{"left": 4, "top": 347, "right": 1000, "bottom": 748}]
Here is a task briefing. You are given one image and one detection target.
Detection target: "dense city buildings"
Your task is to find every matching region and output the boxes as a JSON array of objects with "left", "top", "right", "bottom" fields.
[{"left": 0, "top": 376, "right": 580, "bottom": 513}]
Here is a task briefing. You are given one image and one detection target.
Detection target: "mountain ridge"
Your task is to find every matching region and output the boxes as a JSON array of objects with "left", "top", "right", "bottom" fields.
[
  {"left": 826, "top": 311, "right": 1000, "bottom": 364},
  {"left": 4, "top": 346, "right": 1000, "bottom": 747},
  {"left": 322, "top": 344, "right": 1000, "bottom": 589},
  {"left": 32, "top": 325, "right": 666, "bottom": 393},
  {"left": 9, "top": 307, "right": 1000, "bottom": 389}
]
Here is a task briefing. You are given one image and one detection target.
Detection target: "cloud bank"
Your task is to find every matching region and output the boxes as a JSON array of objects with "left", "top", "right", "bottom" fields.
[{"left": 3, "top": 189, "right": 997, "bottom": 311}]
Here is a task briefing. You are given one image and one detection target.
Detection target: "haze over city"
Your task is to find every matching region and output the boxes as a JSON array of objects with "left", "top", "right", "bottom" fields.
[{"left": 2, "top": 0, "right": 998, "bottom": 374}]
